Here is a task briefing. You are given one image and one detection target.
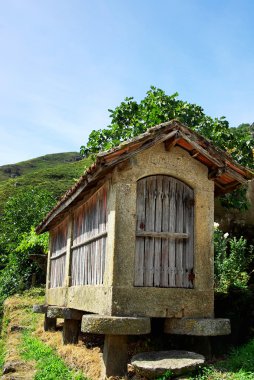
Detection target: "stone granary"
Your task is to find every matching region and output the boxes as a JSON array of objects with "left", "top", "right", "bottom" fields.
[{"left": 34, "top": 120, "right": 253, "bottom": 377}]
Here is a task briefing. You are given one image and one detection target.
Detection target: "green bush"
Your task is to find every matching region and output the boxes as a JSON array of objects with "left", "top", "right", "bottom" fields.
[{"left": 214, "top": 225, "right": 254, "bottom": 293}]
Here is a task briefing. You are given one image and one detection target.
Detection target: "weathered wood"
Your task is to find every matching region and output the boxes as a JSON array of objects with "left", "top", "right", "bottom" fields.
[
  {"left": 71, "top": 231, "right": 107, "bottom": 250},
  {"left": 49, "top": 220, "right": 68, "bottom": 288},
  {"left": 103, "top": 335, "right": 128, "bottom": 377},
  {"left": 164, "top": 134, "right": 180, "bottom": 151},
  {"left": 175, "top": 181, "right": 184, "bottom": 287},
  {"left": 136, "top": 232, "right": 189, "bottom": 239},
  {"left": 161, "top": 177, "right": 170, "bottom": 287},
  {"left": 185, "top": 186, "right": 194, "bottom": 288},
  {"left": 64, "top": 217, "right": 73, "bottom": 287},
  {"left": 72, "top": 185, "right": 108, "bottom": 286},
  {"left": 135, "top": 175, "right": 194, "bottom": 288},
  {"left": 44, "top": 316, "right": 57, "bottom": 331},
  {"left": 134, "top": 178, "right": 146, "bottom": 286},
  {"left": 62, "top": 319, "right": 81, "bottom": 344},
  {"left": 154, "top": 176, "right": 163, "bottom": 286},
  {"left": 144, "top": 176, "right": 156, "bottom": 286},
  {"left": 179, "top": 131, "right": 224, "bottom": 167},
  {"left": 168, "top": 178, "right": 176, "bottom": 287},
  {"left": 46, "top": 235, "right": 52, "bottom": 289}
]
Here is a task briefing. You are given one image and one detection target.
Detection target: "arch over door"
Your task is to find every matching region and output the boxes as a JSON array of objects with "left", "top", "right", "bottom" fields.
[{"left": 134, "top": 175, "right": 194, "bottom": 288}]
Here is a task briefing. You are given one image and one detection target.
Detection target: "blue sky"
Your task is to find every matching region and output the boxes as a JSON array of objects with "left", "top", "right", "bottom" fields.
[{"left": 0, "top": 0, "right": 254, "bottom": 165}]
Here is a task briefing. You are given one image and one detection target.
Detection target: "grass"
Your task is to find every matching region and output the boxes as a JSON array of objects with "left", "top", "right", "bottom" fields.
[
  {"left": 0, "top": 153, "right": 93, "bottom": 211},
  {"left": 1, "top": 287, "right": 100, "bottom": 379},
  {"left": 188, "top": 339, "right": 254, "bottom": 380},
  {"left": 0, "top": 152, "right": 81, "bottom": 182},
  {"left": 20, "top": 333, "right": 87, "bottom": 380}
]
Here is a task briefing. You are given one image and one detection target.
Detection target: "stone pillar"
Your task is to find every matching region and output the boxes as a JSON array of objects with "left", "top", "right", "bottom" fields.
[
  {"left": 103, "top": 335, "right": 128, "bottom": 377},
  {"left": 63, "top": 319, "right": 81, "bottom": 344},
  {"left": 44, "top": 316, "right": 57, "bottom": 331}
]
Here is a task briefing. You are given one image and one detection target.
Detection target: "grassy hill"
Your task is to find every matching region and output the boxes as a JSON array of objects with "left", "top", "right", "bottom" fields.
[{"left": 0, "top": 152, "right": 93, "bottom": 212}]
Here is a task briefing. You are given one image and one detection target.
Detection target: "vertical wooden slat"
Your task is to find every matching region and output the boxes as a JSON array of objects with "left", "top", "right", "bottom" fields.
[
  {"left": 64, "top": 217, "right": 73, "bottom": 287},
  {"left": 71, "top": 185, "right": 108, "bottom": 286},
  {"left": 154, "top": 176, "right": 163, "bottom": 286},
  {"left": 134, "top": 175, "right": 194, "bottom": 289},
  {"left": 161, "top": 177, "right": 169, "bottom": 287},
  {"left": 134, "top": 178, "right": 146, "bottom": 286},
  {"left": 175, "top": 182, "right": 184, "bottom": 287},
  {"left": 49, "top": 221, "right": 67, "bottom": 288},
  {"left": 185, "top": 186, "right": 194, "bottom": 288},
  {"left": 168, "top": 178, "right": 176, "bottom": 287},
  {"left": 144, "top": 176, "right": 156, "bottom": 286}
]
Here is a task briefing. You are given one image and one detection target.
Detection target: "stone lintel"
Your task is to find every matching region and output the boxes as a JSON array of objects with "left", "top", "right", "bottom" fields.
[
  {"left": 47, "top": 306, "right": 83, "bottom": 320},
  {"left": 33, "top": 304, "right": 48, "bottom": 314},
  {"left": 164, "top": 318, "right": 231, "bottom": 336},
  {"left": 81, "top": 314, "right": 151, "bottom": 335}
]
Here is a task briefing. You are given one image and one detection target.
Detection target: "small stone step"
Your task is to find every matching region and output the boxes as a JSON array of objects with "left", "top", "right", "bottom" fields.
[{"left": 131, "top": 350, "right": 205, "bottom": 379}]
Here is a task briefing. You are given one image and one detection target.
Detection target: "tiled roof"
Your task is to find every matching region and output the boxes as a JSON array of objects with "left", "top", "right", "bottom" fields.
[{"left": 36, "top": 120, "right": 253, "bottom": 233}]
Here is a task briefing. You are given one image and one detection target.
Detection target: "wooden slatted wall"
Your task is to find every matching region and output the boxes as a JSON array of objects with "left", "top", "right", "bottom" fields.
[
  {"left": 71, "top": 185, "right": 108, "bottom": 286},
  {"left": 135, "top": 175, "right": 194, "bottom": 288},
  {"left": 50, "top": 221, "right": 68, "bottom": 288}
]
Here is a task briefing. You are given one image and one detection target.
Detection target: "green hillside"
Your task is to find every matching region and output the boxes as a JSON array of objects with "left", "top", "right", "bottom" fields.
[{"left": 0, "top": 152, "right": 93, "bottom": 212}]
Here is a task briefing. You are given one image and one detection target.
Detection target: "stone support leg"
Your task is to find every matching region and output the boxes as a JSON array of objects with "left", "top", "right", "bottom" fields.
[
  {"left": 44, "top": 315, "right": 57, "bottom": 331},
  {"left": 63, "top": 319, "right": 81, "bottom": 345},
  {"left": 103, "top": 334, "right": 128, "bottom": 377}
]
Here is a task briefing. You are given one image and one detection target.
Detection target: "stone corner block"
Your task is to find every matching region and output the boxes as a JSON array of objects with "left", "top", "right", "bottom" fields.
[
  {"left": 81, "top": 314, "right": 151, "bottom": 335},
  {"left": 47, "top": 306, "right": 83, "bottom": 320},
  {"left": 164, "top": 318, "right": 231, "bottom": 336},
  {"left": 33, "top": 304, "right": 48, "bottom": 314}
]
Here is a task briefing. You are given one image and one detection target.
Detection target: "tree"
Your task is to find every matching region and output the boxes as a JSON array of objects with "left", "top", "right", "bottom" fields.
[
  {"left": 0, "top": 187, "right": 56, "bottom": 301},
  {"left": 80, "top": 87, "right": 254, "bottom": 210},
  {"left": 0, "top": 187, "right": 56, "bottom": 268},
  {"left": 80, "top": 86, "right": 254, "bottom": 171}
]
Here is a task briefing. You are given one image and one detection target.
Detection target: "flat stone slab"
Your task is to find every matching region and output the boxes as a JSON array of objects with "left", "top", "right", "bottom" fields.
[
  {"left": 81, "top": 314, "right": 151, "bottom": 335},
  {"left": 47, "top": 306, "right": 83, "bottom": 320},
  {"left": 131, "top": 350, "right": 205, "bottom": 379},
  {"left": 164, "top": 318, "right": 231, "bottom": 336},
  {"left": 33, "top": 304, "right": 48, "bottom": 314}
]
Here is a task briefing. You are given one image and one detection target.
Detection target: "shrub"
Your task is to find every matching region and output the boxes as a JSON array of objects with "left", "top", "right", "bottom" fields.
[{"left": 214, "top": 225, "right": 254, "bottom": 293}]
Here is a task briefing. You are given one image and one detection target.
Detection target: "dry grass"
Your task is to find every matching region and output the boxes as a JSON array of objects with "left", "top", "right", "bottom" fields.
[
  {"left": 1, "top": 292, "right": 43, "bottom": 380},
  {"left": 2, "top": 288, "right": 103, "bottom": 380},
  {"left": 35, "top": 323, "right": 103, "bottom": 380}
]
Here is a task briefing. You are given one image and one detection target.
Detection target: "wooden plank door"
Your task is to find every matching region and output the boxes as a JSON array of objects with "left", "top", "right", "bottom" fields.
[{"left": 134, "top": 175, "right": 194, "bottom": 288}]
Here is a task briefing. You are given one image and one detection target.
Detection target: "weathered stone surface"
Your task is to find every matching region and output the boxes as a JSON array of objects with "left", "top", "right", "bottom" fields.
[
  {"left": 10, "top": 325, "right": 26, "bottom": 332},
  {"left": 131, "top": 350, "right": 205, "bottom": 379},
  {"left": 62, "top": 319, "right": 81, "bottom": 344},
  {"left": 103, "top": 335, "right": 128, "bottom": 377},
  {"left": 3, "top": 361, "right": 20, "bottom": 374},
  {"left": 44, "top": 316, "right": 57, "bottom": 331},
  {"left": 33, "top": 304, "right": 47, "bottom": 314},
  {"left": 81, "top": 314, "right": 151, "bottom": 335},
  {"left": 164, "top": 318, "right": 231, "bottom": 336},
  {"left": 46, "top": 143, "right": 216, "bottom": 320},
  {"left": 47, "top": 306, "right": 83, "bottom": 320}
]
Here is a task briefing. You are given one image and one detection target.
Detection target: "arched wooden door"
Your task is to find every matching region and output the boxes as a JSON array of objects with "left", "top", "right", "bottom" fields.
[{"left": 134, "top": 175, "right": 194, "bottom": 288}]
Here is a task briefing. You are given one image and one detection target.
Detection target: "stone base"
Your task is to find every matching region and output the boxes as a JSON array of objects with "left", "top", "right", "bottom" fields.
[
  {"left": 103, "top": 335, "right": 128, "bottom": 377},
  {"left": 81, "top": 314, "right": 151, "bottom": 335},
  {"left": 131, "top": 350, "right": 205, "bottom": 379},
  {"left": 63, "top": 319, "right": 81, "bottom": 344},
  {"left": 164, "top": 318, "right": 231, "bottom": 336}
]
